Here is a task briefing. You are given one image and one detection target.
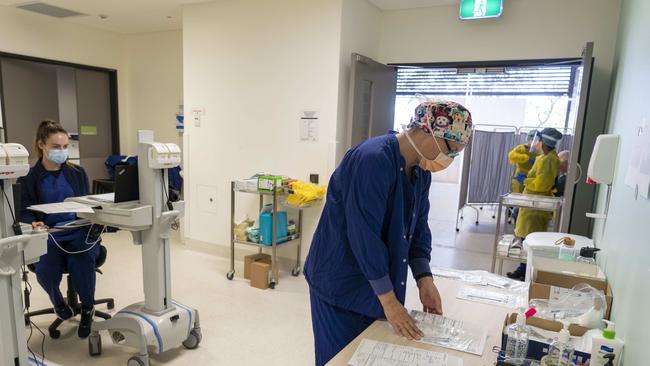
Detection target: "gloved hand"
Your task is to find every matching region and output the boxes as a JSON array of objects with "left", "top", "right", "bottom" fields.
[
  {"left": 528, "top": 157, "right": 536, "bottom": 165},
  {"left": 515, "top": 173, "right": 527, "bottom": 185}
]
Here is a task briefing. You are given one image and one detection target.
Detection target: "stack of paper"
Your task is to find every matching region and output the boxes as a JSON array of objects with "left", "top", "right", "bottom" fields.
[
  {"left": 348, "top": 339, "right": 456, "bottom": 366},
  {"left": 28, "top": 201, "right": 95, "bottom": 214}
]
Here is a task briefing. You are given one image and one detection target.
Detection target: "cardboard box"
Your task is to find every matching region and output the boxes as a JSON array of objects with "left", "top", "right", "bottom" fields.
[
  {"left": 244, "top": 253, "right": 271, "bottom": 280},
  {"left": 532, "top": 270, "right": 613, "bottom": 320},
  {"left": 501, "top": 313, "right": 592, "bottom": 365},
  {"left": 532, "top": 257, "right": 605, "bottom": 280},
  {"left": 250, "top": 261, "right": 272, "bottom": 290}
]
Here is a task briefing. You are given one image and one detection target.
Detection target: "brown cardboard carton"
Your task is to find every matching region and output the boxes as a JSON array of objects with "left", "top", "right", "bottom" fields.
[
  {"left": 250, "top": 261, "right": 272, "bottom": 290},
  {"left": 244, "top": 253, "right": 271, "bottom": 280},
  {"left": 531, "top": 271, "right": 613, "bottom": 320}
]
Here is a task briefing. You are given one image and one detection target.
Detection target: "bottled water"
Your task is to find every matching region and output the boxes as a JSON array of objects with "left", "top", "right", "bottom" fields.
[{"left": 505, "top": 313, "right": 530, "bottom": 361}]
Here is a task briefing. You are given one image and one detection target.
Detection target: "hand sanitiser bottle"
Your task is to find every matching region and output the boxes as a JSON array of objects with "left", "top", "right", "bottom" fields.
[
  {"left": 505, "top": 312, "right": 530, "bottom": 361},
  {"left": 542, "top": 324, "right": 574, "bottom": 366},
  {"left": 590, "top": 320, "right": 624, "bottom": 366}
]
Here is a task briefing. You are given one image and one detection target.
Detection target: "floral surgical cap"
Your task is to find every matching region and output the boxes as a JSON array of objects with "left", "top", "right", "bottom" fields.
[{"left": 407, "top": 100, "right": 473, "bottom": 145}]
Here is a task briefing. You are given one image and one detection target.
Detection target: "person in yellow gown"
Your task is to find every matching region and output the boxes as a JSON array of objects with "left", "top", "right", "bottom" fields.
[
  {"left": 508, "top": 130, "right": 539, "bottom": 194},
  {"left": 507, "top": 128, "right": 563, "bottom": 280}
]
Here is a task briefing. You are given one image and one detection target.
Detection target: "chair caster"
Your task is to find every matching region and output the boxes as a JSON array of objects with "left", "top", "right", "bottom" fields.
[
  {"left": 226, "top": 271, "right": 235, "bottom": 280},
  {"left": 475, "top": 221, "right": 479, "bottom": 225},
  {"left": 49, "top": 329, "right": 61, "bottom": 339},
  {"left": 269, "top": 281, "right": 276, "bottom": 290},
  {"left": 89, "top": 333, "right": 102, "bottom": 356},
  {"left": 456, "top": 228, "right": 460, "bottom": 232},
  {"left": 107, "top": 300, "right": 115, "bottom": 310},
  {"left": 183, "top": 328, "right": 202, "bottom": 349},
  {"left": 291, "top": 267, "right": 301, "bottom": 277}
]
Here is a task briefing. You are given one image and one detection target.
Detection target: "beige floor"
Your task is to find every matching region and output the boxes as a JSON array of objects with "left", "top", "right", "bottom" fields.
[{"left": 26, "top": 182, "right": 517, "bottom": 365}]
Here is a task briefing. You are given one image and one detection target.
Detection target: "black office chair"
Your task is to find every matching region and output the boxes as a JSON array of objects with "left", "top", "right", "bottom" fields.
[{"left": 25, "top": 245, "right": 115, "bottom": 339}]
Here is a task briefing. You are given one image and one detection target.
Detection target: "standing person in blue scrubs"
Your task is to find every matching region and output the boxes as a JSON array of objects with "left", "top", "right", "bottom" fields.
[
  {"left": 19, "top": 120, "right": 101, "bottom": 338},
  {"left": 304, "top": 101, "right": 474, "bottom": 365}
]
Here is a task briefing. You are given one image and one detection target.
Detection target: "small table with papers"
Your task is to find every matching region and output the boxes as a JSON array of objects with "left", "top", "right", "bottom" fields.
[{"left": 327, "top": 277, "right": 516, "bottom": 366}]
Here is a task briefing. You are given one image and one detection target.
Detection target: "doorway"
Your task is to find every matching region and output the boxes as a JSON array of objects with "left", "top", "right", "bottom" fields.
[
  {"left": 346, "top": 45, "right": 595, "bottom": 270},
  {"left": 0, "top": 52, "right": 120, "bottom": 184}
]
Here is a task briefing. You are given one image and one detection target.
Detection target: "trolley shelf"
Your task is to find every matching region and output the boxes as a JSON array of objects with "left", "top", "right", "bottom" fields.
[
  {"left": 233, "top": 236, "right": 301, "bottom": 249},
  {"left": 228, "top": 180, "right": 303, "bottom": 289}
]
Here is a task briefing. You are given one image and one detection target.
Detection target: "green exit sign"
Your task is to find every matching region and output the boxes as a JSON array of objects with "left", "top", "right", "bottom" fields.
[{"left": 460, "top": 0, "right": 503, "bottom": 20}]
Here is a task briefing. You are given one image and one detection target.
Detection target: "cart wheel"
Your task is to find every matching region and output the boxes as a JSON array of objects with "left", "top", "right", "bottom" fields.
[
  {"left": 182, "top": 328, "right": 202, "bottom": 349},
  {"left": 127, "top": 356, "right": 146, "bottom": 366},
  {"left": 475, "top": 221, "right": 479, "bottom": 225},
  {"left": 226, "top": 271, "right": 234, "bottom": 280},
  {"left": 480, "top": 207, "right": 483, "bottom": 210},
  {"left": 269, "top": 281, "right": 276, "bottom": 290},
  {"left": 460, "top": 216, "right": 464, "bottom": 220},
  {"left": 492, "top": 215, "right": 496, "bottom": 219},
  {"left": 456, "top": 228, "right": 460, "bottom": 232},
  {"left": 291, "top": 267, "right": 301, "bottom": 277},
  {"left": 89, "top": 333, "right": 102, "bottom": 356}
]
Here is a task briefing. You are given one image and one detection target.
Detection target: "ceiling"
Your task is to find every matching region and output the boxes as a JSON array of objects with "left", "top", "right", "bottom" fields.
[
  {"left": 368, "top": 0, "right": 460, "bottom": 10},
  {"left": 1, "top": 0, "right": 461, "bottom": 34},
  {"left": 0, "top": 0, "right": 209, "bottom": 34}
]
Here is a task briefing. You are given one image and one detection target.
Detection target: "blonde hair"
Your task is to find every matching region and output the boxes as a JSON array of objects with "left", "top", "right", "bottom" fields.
[{"left": 558, "top": 150, "right": 571, "bottom": 162}]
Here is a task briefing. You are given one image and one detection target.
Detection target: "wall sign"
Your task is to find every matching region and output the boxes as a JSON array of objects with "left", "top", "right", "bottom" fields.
[{"left": 460, "top": 0, "right": 503, "bottom": 20}]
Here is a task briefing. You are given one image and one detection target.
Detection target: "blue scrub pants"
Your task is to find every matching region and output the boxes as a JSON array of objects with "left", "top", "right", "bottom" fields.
[
  {"left": 310, "top": 291, "right": 376, "bottom": 366},
  {"left": 35, "top": 235, "right": 100, "bottom": 309}
]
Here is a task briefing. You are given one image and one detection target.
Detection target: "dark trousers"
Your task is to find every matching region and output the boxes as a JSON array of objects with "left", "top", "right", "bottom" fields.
[
  {"left": 310, "top": 291, "right": 376, "bottom": 366},
  {"left": 35, "top": 236, "right": 99, "bottom": 309}
]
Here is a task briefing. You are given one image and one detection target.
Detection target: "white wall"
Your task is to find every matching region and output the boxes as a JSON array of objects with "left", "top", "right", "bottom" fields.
[
  {"left": 591, "top": 0, "right": 650, "bottom": 363},
  {"left": 0, "top": 5, "right": 184, "bottom": 156},
  {"left": 182, "top": 0, "right": 342, "bottom": 257},
  {"left": 0, "top": 5, "right": 130, "bottom": 150},
  {"left": 336, "top": 0, "right": 382, "bottom": 163},
  {"left": 123, "top": 30, "right": 183, "bottom": 153},
  {"left": 378, "top": 0, "right": 621, "bottom": 235}
]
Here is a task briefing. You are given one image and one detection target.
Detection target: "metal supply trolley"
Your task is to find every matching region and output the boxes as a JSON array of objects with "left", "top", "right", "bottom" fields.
[
  {"left": 227, "top": 181, "right": 302, "bottom": 289},
  {"left": 491, "top": 193, "right": 563, "bottom": 274}
]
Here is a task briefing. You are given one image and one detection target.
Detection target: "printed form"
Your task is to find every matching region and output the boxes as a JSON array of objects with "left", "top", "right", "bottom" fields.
[{"left": 348, "top": 339, "right": 463, "bottom": 366}]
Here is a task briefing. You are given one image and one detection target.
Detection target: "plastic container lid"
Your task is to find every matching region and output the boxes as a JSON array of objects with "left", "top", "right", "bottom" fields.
[{"left": 603, "top": 320, "right": 616, "bottom": 339}]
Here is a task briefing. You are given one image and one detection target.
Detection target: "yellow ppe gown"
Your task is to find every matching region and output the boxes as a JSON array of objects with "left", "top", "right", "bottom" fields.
[
  {"left": 508, "top": 144, "right": 538, "bottom": 193},
  {"left": 514, "top": 150, "right": 560, "bottom": 238}
]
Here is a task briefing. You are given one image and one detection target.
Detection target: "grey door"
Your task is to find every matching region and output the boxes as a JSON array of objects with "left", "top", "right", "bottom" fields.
[
  {"left": 347, "top": 53, "right": 397, "bottom": 150},
  {"left": 0, "top": 58, "right": 60, "bottom": 162},
  {"left": 76, "top": 69, "right": 113, "bottom": 183},
  {"left": 561, "top": 42, "right": 595, "bottom": 233}
]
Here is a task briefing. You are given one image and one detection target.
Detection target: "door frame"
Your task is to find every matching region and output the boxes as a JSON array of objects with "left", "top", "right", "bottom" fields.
[{"left": 0, "top": 51, "right": 120, "bottom": 154}]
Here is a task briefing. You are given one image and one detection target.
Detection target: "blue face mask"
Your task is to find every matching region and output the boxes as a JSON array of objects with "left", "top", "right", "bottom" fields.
[{"left": 47, "top": 149, "right": 69, "bottom": 165}]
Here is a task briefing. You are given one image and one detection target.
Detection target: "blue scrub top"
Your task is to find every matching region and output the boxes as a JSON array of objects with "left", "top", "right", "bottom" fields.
[
  {"left": 40, "top": 171, "right": 84, "bottom": 241},
  {"left": 304, "top": 133, "right": 432, "bottom": 319}
]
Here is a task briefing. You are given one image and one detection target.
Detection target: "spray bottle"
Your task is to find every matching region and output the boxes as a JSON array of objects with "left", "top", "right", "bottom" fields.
[{"left": 590, "top": 320, "right": 624, "bottom": 366}]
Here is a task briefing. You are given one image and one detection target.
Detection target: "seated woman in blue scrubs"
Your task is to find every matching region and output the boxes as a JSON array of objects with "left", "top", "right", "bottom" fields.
[
  {"left": 19, "top": 120, "right": 100, "bottom": 339},
  {"left": 305, "top": 100, "right": 473, "bottom": 365}
]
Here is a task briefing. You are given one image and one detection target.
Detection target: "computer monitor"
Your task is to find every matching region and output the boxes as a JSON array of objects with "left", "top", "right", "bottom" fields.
[{"left": 114, "top": 164, "right": 139, "bottom": 203}]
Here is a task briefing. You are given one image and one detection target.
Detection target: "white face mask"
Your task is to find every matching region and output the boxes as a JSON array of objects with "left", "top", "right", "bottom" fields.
[{"left": 405, "top": 131, "right": 455, "bottom": 173}]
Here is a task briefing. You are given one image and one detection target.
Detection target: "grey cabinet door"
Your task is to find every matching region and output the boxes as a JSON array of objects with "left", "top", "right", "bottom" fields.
[
  {"left": 76, "top": 69, "right": 113, "bottom": 183},
  {"left": 1, "top": 58, "right": 59, "bottom": 161},
  {"left": 346, "top": 53, "right": 397, "bottom": 150}
]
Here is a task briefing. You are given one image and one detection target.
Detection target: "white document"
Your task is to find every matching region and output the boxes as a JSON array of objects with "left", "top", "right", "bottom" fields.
[
  {"left": 85, "top": 193, "right": 115, "bottom": 203},
  {"left": 456, "top": 286, "right": 526, "bottom": 308},
  {"left": 410, "top": 310, "right": 488, "bottom": 356},
  {"left": 348, "top": 339, "right": 455, "bottom": 366},
  {"left": 28, "top": 201, "right": 95, "bottom": 214}
]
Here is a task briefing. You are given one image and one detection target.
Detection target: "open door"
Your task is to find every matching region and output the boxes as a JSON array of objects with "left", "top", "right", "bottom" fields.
[
  {"left": 561, "top": 42, "right": 595, "bottom": 233},
  {"left": 347, "top": 53, "right": 397, "bottom": 150}
]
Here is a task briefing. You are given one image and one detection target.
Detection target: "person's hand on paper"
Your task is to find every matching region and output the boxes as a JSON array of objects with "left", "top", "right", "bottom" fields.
[
  {"left": 418, "top": 277, "right": 443, "bottom": 315},
  {"left": 378, "top": 291, "right": 423, "bottom": 341},
  {"left": 32, "top": 221, "right": 48, "bottom": 230}
]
